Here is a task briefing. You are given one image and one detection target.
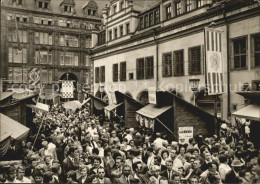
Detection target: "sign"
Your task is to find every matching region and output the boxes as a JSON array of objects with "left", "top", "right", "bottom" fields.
[
  {"left": 205, "top": 27, "right": 225, "bottom": 95},
  {"left": 111, "top": 92, "right": 117, "bottom": 104},
  {"left": 178, "top": 127, "right": 193, "bottom": 144},
  {"left": 148, "top": 87, "right": 157, "bottom": 104},
  {"left": 62, "top": 81, "right": 74, "bottom": 98}
]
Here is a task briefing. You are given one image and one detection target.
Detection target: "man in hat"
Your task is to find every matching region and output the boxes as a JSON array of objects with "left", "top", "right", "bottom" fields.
[{"left": 225, "top": 159, "right": 243, "bottom": 183}]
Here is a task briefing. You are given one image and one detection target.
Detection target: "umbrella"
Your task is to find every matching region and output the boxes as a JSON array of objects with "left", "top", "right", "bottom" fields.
[{"left": 63, "top": 100, "right": 82, "bottom": 112}]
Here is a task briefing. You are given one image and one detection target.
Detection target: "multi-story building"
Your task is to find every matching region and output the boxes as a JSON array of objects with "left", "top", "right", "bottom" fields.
[
  {"left": 92, "top": 0, "right": 260, "bottom": 121},
  {"left": 0, "top": 0, "right": 106, "bottom": 99}
]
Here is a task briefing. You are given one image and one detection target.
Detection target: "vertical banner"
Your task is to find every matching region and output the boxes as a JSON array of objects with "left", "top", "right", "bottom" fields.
[
  {"left": 148, "top": 87, "right": 157, "bottom": 104},
  {"left": 178, "top": 127, "right": 193, "bottom": 144},
  {"left": 62, "top": 81, "right": 74, "bottom": 98},
  {"left": 28, "top": 67, "right": 41, "bottom": 87},
  {"left": 205, "top": 27, "right": 225, "bottom": 95}
]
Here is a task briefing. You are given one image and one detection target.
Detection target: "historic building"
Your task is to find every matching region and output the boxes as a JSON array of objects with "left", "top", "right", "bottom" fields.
[
  {"left": 0, "top": 0, "right": 106, "bottom": 99},
  {"left": 92, "top": 0, "right": 260, "bottom": 121}
]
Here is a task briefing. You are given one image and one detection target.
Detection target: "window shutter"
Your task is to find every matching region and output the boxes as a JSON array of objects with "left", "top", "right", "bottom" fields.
[
  {"left": 145, "top": 57, "right": 148, "bottom": 79},
  {"left": 136, "top": 59, "right": 139, "bottom": 79},
  {"left": 173, "top": 51, "right": 176, "bottom": 76},
  {"left": 74, "top": 55, "right": 78, "bottom": 66},
  {"left": 200, "top": 44, "right": 204, "bottom": 74},
  {"left": 162, "top": 54, "right": 165, "bottom": 77},
  {"left": 229, "top": 40, "right": 234, "bottom": 70},
  {"left": 188, "top": 48, "right": 192, "bottom": 75},
  {"left": 251, "top": 36, "right": 255, "bottom": 68}
]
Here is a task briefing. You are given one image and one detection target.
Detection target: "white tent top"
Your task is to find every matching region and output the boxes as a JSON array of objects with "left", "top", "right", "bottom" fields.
[
  {"left": 136, "top": 104, "right": 172, "bottom": 119},
  {"left": 232, "top": 104, "right": 260, "bottom": 121}
]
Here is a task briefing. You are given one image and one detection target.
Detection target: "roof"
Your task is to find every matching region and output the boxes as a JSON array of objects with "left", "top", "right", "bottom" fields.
[
  {"left": 0, "top": 92, "right": 15, "bottom": 102},
  {"left": 133, "top": 0, "right": 159, "bottom": 12},
  {"left": 232, "top": 104, "right": 260, "bottom": 121},
  {"left": 136, "top": 104, "right": 172, "bottom": 119},
  {"left": 0, "top": 113, "right": 30, "bottom": 140},
  {"left": 2, "top": 0, "right": 108, "bottom": 18},
  {"left": 104, "top": 102, "right": 123, "bottom": 111}
]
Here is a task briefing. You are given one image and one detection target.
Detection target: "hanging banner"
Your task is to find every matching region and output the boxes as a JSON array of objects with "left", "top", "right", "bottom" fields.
[
  {"left": 148, "top": 87, "right": 157, "bottom": 104},
  {"left": 178, "top": 127, "right": 193, "bottom": 144},
  {"left": 62, "top": 81, "right": 74, "bottom": 98},
  {"left": 204, "top": 27, "right": 225, "bottom": 95},
  {"left": 28, "top": 67, "right": 40, "bottom": 87}
]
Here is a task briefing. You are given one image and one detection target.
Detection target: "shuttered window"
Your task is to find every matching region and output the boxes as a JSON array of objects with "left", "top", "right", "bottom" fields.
[
  {"left": 145, "top": 56, "right": 154, "bottom": 79},
  {"left": 100, "top": 66, "right": 105, "bottom": 83},
  {"left": 188, "top": 46, "right": 201, "bottom": 75},
  {"left": 162, "top": 52, "right": 172, "bottom": 77},
  {"left": 120, "top": 62, "right": 126, "bottom": 81},
  {"left": 173, "top": 50, "right": 184, "bottom": 76},
  {"left": 95, "top": 67, "right": 100, "bottom": 83},
  {"left": 137, "top": 58, "right": 145, "bottom": 80},
  {"left": 113, "top": 64, "right": 118, "bottom": 82}
]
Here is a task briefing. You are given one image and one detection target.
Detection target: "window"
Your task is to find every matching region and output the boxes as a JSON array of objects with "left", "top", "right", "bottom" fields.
[
  {"left": 176, "top": 1, "right": 181, "bottom": 16},
  {"left": 166, "top": 5, "right": 171, "bottom": 20},
  {"left": 41, "top": 69, "right": 52, "bottom": 82},
  {"left": 85, "top": 55, "right": 90, "bottom": 66},
  {"left": 114, "top": 5, "right": 117, "bottom": 14},
  {"left": 189, "top": 46, "right": 201, "bottom": 74},
  {"left": 137, "top": 58, "right": 145, "bottom": 80},
  {"left": 59, "top": 19, "right": 66, "bottom": 27},
  {"left": 186, "top": 0, "right": 192, "bottom": 12},
  {"left": 12, "top": 0, "right": 23, "bottom": 5},
  {"left": 60, "top": 52, "right": 79, "bottom": 66},
  {"left": 35, "top": 50, "right": 52, "bottom": 64},
  {"left": 252, "top": 80, "right": 260, "bottom": 91},
  {"left": 98, "top": 32, "right": 106, "bottom": 46},
  {"left": 145, "top": 57, "right": 154, "bottom": 79},
  {"left": 9, "top": 48, "right": 27, "bottom": 63},
  {"left": 162, "top": 53, "right": 172, "bottom": 77},
  {"left": 95, "top": 67, "right": 100, "bottom": 83},
  {"left": 120, "top": 62, "right": 126, "bottom": 81},
  {"left": 48, "top": 19, "right": 52, "bottom": 25},
  {"left": 126, "top": 23, "right": 130, "bottom": 35},
  {"left": 120, "top": 25, "right": 123, "bottom": 37},
  {"left": 86, "top": 35, "right": 92, "bottom": 48},
  {"left": 38, "top": 1, "right": 43, "bottom": 8},
  {"left": 8, "top": 67, "right": 27, "bottom": 82},
  {"left": 100, "top": 66, "right": 105, "bottom": 83},
  {"left": 233, "top": 38, "right": 247, "bottom": 69},
  {"left": 64, "top": 5, "right": 74, "bottom": 13},
  {"left": 34, "top": 17, "right": 40, "bottom": 24},
  {"left": 113, "top": 64, "right": 119, "bottom": 82},
  {"left": 67, "top": 20, "right": 72, "bottom": 28},
  {"left": 109, "top": 30, "right": 112, "bottom": 41},
  {"left": 173, "top": 50, "right": 184, "bottom": 76},
  {"left": 44, "top": 2, "right": 48, "bottom": 9},
  {"left": 129, "top": 73, "right": 134, "bottom": 80},
  {"left": 114, "top": 28, "right": 118, "bottom": 39},
  {"left": 60, "top": 34, "right": 79, "bottom": 47},
  {"left": 253, "top": 35, "right": 260, "bottom": 67},
  {"left": 34, "top": 32, "right": 52, "bottom": 45},
  {"left": 23, "top": 15, "right": 28, "bottom": 22},
  {"left": 120, "top": 1, "right": 124, "bottom": 10},
  {"left": 7, "top": 13, "right": 14, "bottom": 21},
  {"left": 197, "top": 0, "right": 204, "bottom": 8},
  {"left": 144, "top": 15, "right": 149, "bottom": 28},
  {"left": 140, "top": 17, "right": 144, "bottom": 29},
  {"left": 149, "top": 13, "right": 154, "bottom": 26},
  {"left": 154, "top": 9, "right": 160, "bottom": 24},
  {"left": 73, "top": 21, "right": 80, "bottom": 28},
  {"left": 7, "top": 29, "right": 27, "bottom": 43}
]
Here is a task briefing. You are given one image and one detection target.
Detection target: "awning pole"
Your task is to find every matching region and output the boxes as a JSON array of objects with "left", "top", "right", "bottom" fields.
[
  {"left": 155, "top": 118, "right": 174, "bottom": 135},
  {"left": 31, "top": 113, "right": 47, "bottom": 150}
]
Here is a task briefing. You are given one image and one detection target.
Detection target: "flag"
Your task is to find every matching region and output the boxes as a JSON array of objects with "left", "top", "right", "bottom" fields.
[
  {"left": 205, "top": 27, "right": 225, "bottom": 95},
  {"left": 62, "top": 81, "right": 74, "bottom": 98}
]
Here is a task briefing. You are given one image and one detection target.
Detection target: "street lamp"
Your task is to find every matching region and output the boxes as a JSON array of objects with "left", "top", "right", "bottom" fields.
[
  {"left": 189, "top": 76, "right": 200, "bottom": 106},
  {"left": 99, "top": 83, "right": 104, "bottom": 101}
]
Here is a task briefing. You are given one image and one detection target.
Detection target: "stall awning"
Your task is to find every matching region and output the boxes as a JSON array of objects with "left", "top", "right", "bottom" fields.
[
  {"left": 0, "top": 92, "right": 15, "bottom": 102},
  {"left": 89, "top": 94, "right": 108, "bottom": 110},
  {"left": 104, "top": 103, "right": 123, "bottom": 111},
  {"left": 0, "top": 113, "right": 29, "bottom": 141},
  {"left": 136, "top": 104, "right": 172, "bottom": 119},
  {"left": 232, "top": 104, "right": 260, "bottom": 121}
]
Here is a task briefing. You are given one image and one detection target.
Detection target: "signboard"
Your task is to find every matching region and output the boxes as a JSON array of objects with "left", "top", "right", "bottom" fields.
[
  {"left": 62, "top": 81, "right": 74, "bottom": 98},
  {"left": 205, "top": 27, "right": 225, "bottom": 95},
  {"left": 178, "top": 127, "right": 193, "bottom": 144},
  {"left": 148, "top": 87, "right": 157, "bottom": 104}
]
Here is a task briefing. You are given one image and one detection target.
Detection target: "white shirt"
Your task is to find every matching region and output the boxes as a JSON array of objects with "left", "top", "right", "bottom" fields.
[
  {"left": 219, "top": 163, "right": 232, "bottom": 181},
  {"left": 14, "top": 177, "right": 31, "bottom": 183},
  {"left": 153, "top": 138, "right": 165, "bottom": 149},
  {"left": 172, "top": 157, "right": 183, "bottom": 171}
]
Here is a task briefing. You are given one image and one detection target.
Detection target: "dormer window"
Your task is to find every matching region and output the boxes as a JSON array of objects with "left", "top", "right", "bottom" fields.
[
  {"left": 60, "top": 0, "right": 75, "bottom": 14},
  {"left": 12, "top": 0, "right": 23, "bottom": 5},
  {"left": 64, "top": 5, "right": 74, "bottom": 13},
  {"left": 37, "top": 1, "right": 49, "bottom": 9},
  {"left": 82, "top": 0, "right": 98, "bottom": 17}
]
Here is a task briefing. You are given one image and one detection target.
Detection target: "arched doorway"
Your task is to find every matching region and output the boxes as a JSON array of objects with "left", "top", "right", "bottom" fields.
[
  {"left": 137, "top": 90, "right": 149, "bottom": 106},
  {"left": 60, "top": 73, "right": 78, "bottom": 86}
]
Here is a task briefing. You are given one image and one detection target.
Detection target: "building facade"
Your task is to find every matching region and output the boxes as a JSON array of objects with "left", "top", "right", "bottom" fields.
[
  {"left": 93, "top": 0, "right": 260, "bottom": 121},
  {"left": 0, "top": 0, "right": 106, "bottom": 98}
]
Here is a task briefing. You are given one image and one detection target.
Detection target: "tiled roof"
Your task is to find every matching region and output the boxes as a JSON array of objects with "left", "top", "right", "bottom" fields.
[
  {"left": 133, "top": 0, "right": 159, "bottom": 12},
  {"left": 2, "top": 0, "right": 109, "bottom": 18}
]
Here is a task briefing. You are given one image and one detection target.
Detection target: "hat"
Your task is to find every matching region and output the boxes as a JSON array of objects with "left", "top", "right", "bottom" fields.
[
  {"left": 42, "top": 141, "right": 48, "bottom": 147},
  {"left": 231, "top": 159, "right": 243, "bottom": 167}
]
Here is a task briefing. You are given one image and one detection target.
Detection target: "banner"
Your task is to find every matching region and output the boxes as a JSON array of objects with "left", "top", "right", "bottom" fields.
[
  {"left": 148, "top": 87, "right": 157, "bottom": 104},
  {"left": 28, "top": 68, "right": 40, "bottom": 87},
  {"left": 178, "top": 127, "right": 193, "bottom": 144},
  {"left": 205, "top": 27, "right": 225, "bottom": 95},
  {"left": 62, "top": 81, "right": 74, "bottom": 98}
]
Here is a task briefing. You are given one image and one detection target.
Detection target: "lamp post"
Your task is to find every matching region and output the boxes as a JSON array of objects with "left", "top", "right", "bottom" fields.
[
  {"left": 189, "top": 76, "right": 200, "bottom": 106},
  {"left": 99, "top": 83, "right": 104, "bottom": 101}
]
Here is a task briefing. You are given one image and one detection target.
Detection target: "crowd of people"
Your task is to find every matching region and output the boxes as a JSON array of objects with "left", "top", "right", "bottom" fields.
[{"left": 0, "top": 103, "right": 260, "bottom": 184}]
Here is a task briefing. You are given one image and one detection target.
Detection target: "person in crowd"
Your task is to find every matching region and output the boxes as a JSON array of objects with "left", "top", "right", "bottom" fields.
[
  {"left": 14, "top": 166, "right": 32, "bottom": 183},
  {"left": 4, "top": 166, "right": 16, "bottom": 183},
  {"left": 92, "top": 167, "right": 112, "bottom": 184}
]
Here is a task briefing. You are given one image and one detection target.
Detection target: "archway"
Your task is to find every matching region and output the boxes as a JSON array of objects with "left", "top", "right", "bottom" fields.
[
  {"left": 60, "top": 73, "right": 78, "bottom": 82},
  {"left": 137, "top": 90, "right": 149, "bottom": 106}
]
